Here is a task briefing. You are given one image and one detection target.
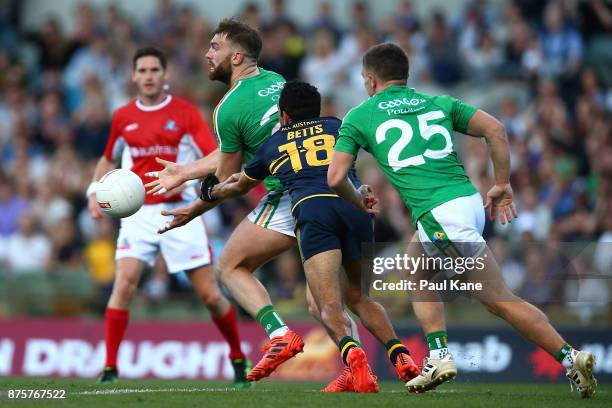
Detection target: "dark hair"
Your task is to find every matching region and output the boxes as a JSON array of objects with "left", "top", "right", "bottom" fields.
[
  {"left": 213, "top": 18, "right": 262, "bottom": 61},
  {"left": 278, "top": 81, "right": 321, "bottom": 121},
  {"left": 132, "top": 46, "right": 167, "bottom": 70},
  {"left": 362, "top": 43, "right": 409, "bottom": 82}
]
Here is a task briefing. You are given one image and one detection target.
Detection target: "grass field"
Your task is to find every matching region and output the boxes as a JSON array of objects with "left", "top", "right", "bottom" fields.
[{"left": 0, "top": 378, "right": 609, "bottom": 407}]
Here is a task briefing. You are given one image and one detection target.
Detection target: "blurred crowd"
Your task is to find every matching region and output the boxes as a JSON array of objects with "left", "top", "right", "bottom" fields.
[{"left": 0, "top": 0, "right": 610, "bottom": 322}]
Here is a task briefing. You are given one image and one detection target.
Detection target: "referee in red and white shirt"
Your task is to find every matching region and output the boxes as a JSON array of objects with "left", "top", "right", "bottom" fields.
[{"left": 87, "top": 47, "right": 249, "bottom": 386}]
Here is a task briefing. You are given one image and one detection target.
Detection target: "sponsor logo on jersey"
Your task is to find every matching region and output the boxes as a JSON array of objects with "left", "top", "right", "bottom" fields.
[
  {"left": 164, "top": 119, "right": 178, "bottom": 131},
  {"left": 377, "top": 97, "right": 427, "bottom": 110},
  {"left": 129, "top": 145, "right": 179, "bottom": 158},
  {"left": 257, "top": 81, "right": 285, "bottom": 97},
  {"left": 190, "top": 254, "right": 204, "bottom": 260},
  {"left": 125, "top": 123, "right": 139, "bottom": 132}
]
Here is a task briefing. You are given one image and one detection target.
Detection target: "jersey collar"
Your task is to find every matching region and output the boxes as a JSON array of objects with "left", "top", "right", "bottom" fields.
[
  {"left": 136, "top": 95, "right": 172, "bottom": 111},
  {"left": 384, "top": 85, "right": 413, "bottom": 94}
]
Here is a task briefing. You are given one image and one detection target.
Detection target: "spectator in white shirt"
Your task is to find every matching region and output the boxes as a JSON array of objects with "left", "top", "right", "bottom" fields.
[{"left": 3, "top": 213, "right": 51, "bottom": 275}]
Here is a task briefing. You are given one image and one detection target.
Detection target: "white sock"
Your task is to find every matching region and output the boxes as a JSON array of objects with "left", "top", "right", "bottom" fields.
[
  {"left": 348, "top": 313, "right": 361, "bottom": 343},
  {"left": 429, "top": 348, "right": 449, "bottom": 360},
  {"left": 562, "top": 349, "right": 579, "bottom": 369},
  {"left": 269, "top": 326, "right": 289, "bottom": 339}
]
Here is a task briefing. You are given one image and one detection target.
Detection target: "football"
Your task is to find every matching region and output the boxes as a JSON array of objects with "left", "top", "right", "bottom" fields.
[{"left": 95, "top": 169, "right": 145, "bottom": 218}]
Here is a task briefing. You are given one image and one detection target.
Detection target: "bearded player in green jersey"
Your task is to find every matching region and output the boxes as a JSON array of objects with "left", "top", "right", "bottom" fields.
[
  {"left": 328, "top": 43, "right": 597, "bottom": 398},
  {"left": 145, "top": 19, "right": 367, "bottom": 386}
]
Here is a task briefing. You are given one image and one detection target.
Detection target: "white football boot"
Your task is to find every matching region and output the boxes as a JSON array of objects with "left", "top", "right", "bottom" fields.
[
  {"left": 405, "top": 354, "right": 457, "bottom": 394},
  {"left": 566, "top": 350, "right": 597, "bottom": 398}
]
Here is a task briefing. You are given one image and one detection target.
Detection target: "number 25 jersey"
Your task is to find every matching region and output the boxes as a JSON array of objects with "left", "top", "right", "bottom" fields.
[
  {"left": 244, "top": 117, "right": 360, "bottom": 214},
  {"left": 335, "top": 86, "right": 478, "bottom": 227}
]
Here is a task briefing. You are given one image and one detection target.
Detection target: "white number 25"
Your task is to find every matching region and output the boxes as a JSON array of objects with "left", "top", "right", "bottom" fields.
[{"left": 375, "top": 110, "right": 452, "bottom": 171}]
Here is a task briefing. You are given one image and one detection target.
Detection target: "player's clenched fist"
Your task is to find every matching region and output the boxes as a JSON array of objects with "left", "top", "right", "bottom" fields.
[{"left": 358, "top": 185, "right": 379, "bottom": 214}]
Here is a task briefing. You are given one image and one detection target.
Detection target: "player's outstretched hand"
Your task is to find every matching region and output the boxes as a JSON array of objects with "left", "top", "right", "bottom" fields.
[
  {"left": 484, "top": 183, "right": 518, "bottom": 225},
  {"left": 358, "top": 184, "right": 379, "bottom": 214},
  {"left": 88, "top": 193, "right": 105, "bottom": 219},
  {"left": 145, "top": 157, "right": 186, "bottom": 196},
  {"left": 158, "top": 199, "right": 214, "bottom": 233},
  {"left": 158, "top": 201, "right": 200, "bottom": 234}
]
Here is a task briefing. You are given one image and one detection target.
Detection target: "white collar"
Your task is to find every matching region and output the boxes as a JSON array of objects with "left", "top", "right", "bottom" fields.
[{"left": 136, "top": 95, "right": 172, "bottom": 111}]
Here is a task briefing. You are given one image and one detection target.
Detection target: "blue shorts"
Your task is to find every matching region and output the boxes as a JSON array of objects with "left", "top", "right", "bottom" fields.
[{"left": 293, "top": 197, "right": 374, "bottom": 262}]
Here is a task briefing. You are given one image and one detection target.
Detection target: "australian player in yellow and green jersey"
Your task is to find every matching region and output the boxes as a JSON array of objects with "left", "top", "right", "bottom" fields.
[
  {"left": 201, "top": 81, "right": 420, "bottom": 392},
  {"left": 328, "top": 43, "right": 597, "bottom": 397}
]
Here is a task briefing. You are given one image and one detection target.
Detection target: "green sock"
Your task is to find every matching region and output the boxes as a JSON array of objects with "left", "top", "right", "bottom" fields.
[
  {"left": 385, "top": 338, "right": 409, "bottom": 365},
  {"left": 555, "top": 343, "right": 573, "bottom": 363},
  {"left": 255, "top": 305, "right": 286, "bottom": 336},
  {"left": 426, "top": 331, "right": 448, "bottom": 350},
  {"left": 425, "top": 331, "right": 449, "bottom": 359},
  {"left": 339, "top": 336, "right": 360, "bottom": 365}
]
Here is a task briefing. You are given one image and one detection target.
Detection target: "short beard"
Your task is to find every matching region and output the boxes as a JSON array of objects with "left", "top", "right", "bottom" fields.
[{"left": 208, "top": 56, "right": 232, "bottom": 84}]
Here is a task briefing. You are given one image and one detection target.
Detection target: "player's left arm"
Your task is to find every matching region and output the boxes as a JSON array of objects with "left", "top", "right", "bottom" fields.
[
  {"left": 465, "top": 109, "right": 517, "bottom": 224},
  {"left": 211, "top": 172, "right": 261, "bottom": 201},
  {"left": 328, "top": 151, "right": 378, "bottom": 214}
]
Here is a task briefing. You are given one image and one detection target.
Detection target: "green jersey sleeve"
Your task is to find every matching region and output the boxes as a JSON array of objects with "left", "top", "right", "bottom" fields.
[
  {"left": 448, "top": 96, "right": 478, "bottom": 134},
  {"left": 335, "top": 108, "right": 368, "bottom": 156},
  {"left": 215, "top": 104, "right": 242, "bottom": 154}
]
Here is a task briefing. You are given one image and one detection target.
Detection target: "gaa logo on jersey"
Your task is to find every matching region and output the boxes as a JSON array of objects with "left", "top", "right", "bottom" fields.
[
  {"left": 433, "top": 231, "right": 446, "bottom": 242},
  {"left": 164, "top": 119, "right": 178, "bottom": 131}
]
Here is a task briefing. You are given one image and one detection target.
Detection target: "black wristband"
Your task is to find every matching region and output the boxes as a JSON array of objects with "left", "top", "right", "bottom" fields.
[{"left": 200, "top": 173, "right": 220, "bottom": 202}]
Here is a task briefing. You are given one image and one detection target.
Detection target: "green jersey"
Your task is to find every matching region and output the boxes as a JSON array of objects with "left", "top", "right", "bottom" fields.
[
  {"left": 213, "top": 68, "right": 285, "bottom": 192},
  {"left": 335, "top": 86, "right": 478, "bottom": 227}
]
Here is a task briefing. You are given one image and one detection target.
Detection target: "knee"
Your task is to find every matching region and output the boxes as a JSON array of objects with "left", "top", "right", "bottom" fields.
[
  {"left": 113, "top": 276, "right": 138, "bottom": 301},
  {"left": 199, "top": 288, "right": 223, "bottom": 309},
  {"left": 217, "top": 257, "right": 248, "bottom": 283},
  {"left": 216, "top": 259, "right": 234, "bottom": 283}
]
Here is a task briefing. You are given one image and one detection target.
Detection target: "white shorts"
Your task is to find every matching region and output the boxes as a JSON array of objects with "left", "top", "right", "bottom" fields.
[
  {"left": 417, "top": 193, "right": 486, "bottom": 259},
  {"left": 247, "top": 191, "right": 296, "bottom": 237},
  {"left": 116, "top": 202, "right": 212, "bottom": 273}
]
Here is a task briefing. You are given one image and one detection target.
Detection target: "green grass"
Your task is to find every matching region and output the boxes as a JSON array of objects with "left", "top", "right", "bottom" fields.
[{"left": 0, "top": 378, "right": 609, "bottom": 407}]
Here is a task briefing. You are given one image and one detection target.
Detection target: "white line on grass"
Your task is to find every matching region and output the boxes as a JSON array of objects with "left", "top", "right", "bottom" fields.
[
  {"left": 76, "top": 388, "right": 273, "bottom": 395},
  {"left": 74, "top": 388, "right": 460, "bottom": 396}
]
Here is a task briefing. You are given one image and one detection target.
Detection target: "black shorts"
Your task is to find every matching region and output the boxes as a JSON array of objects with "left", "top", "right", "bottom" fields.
[{"left": 293, "top": 197, "right": 374, "bottom": 262}]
